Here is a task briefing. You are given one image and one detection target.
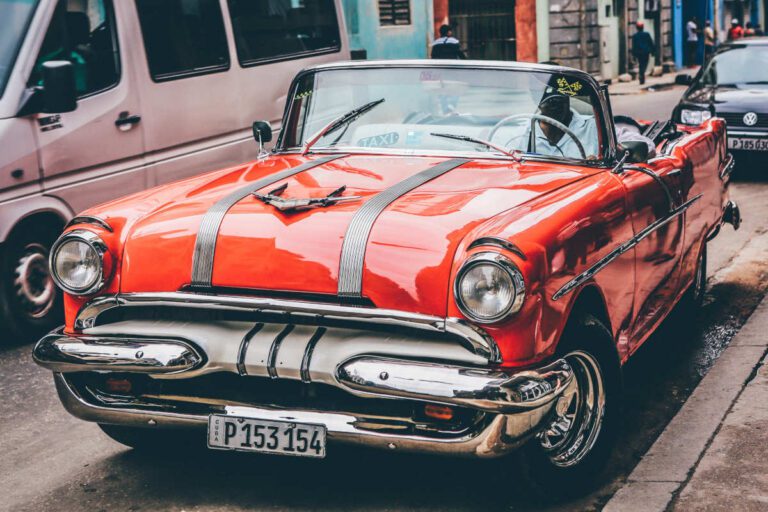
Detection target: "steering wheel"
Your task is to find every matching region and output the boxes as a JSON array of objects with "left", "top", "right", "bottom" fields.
[{"left": 488, "top": 113, "right": 587, "bottom": 160}]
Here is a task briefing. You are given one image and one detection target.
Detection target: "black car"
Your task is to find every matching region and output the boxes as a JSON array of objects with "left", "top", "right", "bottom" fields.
[{"left": 673, "top": 37, "right": 768, "bottom": 158}]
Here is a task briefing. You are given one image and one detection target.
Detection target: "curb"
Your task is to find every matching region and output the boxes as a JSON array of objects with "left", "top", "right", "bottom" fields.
[{"left": 602, "top": 295, "right": 768, "bottom": 512}]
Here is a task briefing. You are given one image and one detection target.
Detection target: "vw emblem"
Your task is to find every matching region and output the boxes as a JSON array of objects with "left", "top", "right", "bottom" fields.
[{"left": 743, "top": 112, "right": 758, "bottom": 126}]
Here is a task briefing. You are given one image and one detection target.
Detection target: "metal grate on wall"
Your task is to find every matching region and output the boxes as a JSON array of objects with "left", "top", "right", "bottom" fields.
[{"left": 379, "top": 0, "right": 411, "bottom": 26}]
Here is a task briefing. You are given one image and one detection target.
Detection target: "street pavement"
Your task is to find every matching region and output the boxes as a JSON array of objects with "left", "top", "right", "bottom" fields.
[{"left": 2, "top": 80, "right": 767, "bottom": 512}]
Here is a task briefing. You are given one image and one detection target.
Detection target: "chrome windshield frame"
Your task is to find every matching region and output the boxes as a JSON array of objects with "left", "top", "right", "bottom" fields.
[{"left": 274, "top": 61, "right": 617, "bottom": 167}]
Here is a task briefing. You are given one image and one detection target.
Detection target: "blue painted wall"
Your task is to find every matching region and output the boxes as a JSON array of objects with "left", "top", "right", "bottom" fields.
[
  {"left": 341, "top": 0, "right": 433, "bottom": 59},
  {"left": 673, "top": 0, "right": 684, "bottom": 68}
]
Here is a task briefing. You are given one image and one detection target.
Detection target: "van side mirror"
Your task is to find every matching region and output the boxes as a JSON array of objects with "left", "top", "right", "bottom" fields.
[
  {"left": 41, "top": 61, "right": 77, "bottom": 114},
  {"left": 675, "top": 73, "right": 693, "bottom": 86},
  {"left": 620, "top": 140, "right": 650, "bottom": 163}
]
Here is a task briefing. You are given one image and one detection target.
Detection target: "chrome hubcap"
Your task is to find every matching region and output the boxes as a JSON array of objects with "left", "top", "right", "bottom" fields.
[
  {"left": 13, "top": 244, "right": 55, "bottom": 318},
  {"left": 537, "top": 350, "right": 606, "bottom": 468}
]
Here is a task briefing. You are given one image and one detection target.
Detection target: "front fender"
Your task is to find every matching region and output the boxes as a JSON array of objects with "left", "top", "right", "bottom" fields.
[{"left": 448, "top": 171, "right": 634, "bottom": 367}]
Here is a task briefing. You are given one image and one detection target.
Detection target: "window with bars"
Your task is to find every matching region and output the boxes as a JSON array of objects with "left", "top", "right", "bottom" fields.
[{"left": 379, "top": 0, "right": 411, "bottom": 26}]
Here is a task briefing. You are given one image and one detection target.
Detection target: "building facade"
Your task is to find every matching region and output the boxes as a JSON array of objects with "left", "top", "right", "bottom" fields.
[
  {"left": 340, "top": 0, "right": 766, "bottom": 78},
  {"left": 341, "top": 0, "right": 434, "bottom": 59}
]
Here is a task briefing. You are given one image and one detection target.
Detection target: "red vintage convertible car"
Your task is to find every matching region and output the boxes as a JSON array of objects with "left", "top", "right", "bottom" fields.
[{"left": 34, "top": 61, "right": 739, "bottom": 493}]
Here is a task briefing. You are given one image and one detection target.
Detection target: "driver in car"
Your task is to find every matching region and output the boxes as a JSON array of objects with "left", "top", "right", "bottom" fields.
[{"left": 532, "top": 92, "right": 599, "bottom": 159}]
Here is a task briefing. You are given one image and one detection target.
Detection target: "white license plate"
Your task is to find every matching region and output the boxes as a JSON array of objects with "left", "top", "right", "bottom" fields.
[
  {"left": 207, "top": 415, "right": 326, "bottom": 458},
  {"left": 728, "top": 137, "right": 768, "bottom": 151}
]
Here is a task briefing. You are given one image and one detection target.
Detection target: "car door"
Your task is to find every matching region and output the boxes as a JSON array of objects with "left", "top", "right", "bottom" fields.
[
  {"left": 615, "top": 156, "right": 687, "bottom": 347},
  {"left": 32, "top": 0, "right": 147, "bottom": 215}
]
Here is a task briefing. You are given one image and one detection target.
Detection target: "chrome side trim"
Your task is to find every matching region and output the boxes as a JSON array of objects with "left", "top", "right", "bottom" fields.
[
  {"left": 552, "top": 194, "right": 703, "bottom": 301},
  {"left": 467, "top": 237, "right": 527, "bottom": 260},
  {"left": 337, "top": 158, "right": 470, "bottom": 298},
  {"left": 337, "top": 357, "right": 575, "bottom": 413},
  {"left": 73, "top": 292, "right": 502, "bottom": 363},
  {"left": 190, "top": 154, "right": 345, "bottom": 287},
  {"left": 237, "top": 323, "right": 262, "bottom": 376},
  {"left": 64, "top": 215, "right": 113, "bottom": 232},
  {"left": 33, "top": 329, "right": 203, "bottom": 374}
]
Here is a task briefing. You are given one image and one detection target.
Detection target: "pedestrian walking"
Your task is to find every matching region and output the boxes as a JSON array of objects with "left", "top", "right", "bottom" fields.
[
  {"left": 728, "top": 19, "right": 744, "bottom": 40},
  {"left": 704, "top": 20, "right": 716, "bottom": 60},
  {"left": 686, "top": 17, "right": 699, "bottom": 67},
  {"left": 631, "top": 21, "right": 655, "bottom": 85},
  {"left": 431, "top": 24, "right": 466, "bottom": 60}
]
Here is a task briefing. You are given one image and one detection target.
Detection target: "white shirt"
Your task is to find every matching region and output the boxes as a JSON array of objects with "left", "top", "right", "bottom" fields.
[
  {"left": 687, "top": 21, "right": 698, "bottom": 41},
  {"left": 531, "top": 110, "right": 600, "bottom": 159}
]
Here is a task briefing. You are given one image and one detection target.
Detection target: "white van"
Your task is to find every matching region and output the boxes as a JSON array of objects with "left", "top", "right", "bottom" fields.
[{"left": 0, "top": 0, "right": 349, "bottom": 340}]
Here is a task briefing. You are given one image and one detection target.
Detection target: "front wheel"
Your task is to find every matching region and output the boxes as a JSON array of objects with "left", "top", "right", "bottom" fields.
[{"left": 512, "top": 314, "right": 621, "bottom": 500}]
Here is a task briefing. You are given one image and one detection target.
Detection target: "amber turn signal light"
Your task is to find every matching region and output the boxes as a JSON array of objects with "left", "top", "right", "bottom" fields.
[
  {"left": 105, "top": 377, "right": 132, "bottom": 394},
  {"left": 423, "top": 404, "right": 454, "bottom": 421}
]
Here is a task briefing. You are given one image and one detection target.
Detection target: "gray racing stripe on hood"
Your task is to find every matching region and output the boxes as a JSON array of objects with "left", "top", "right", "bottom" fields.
[
  {"left": 191, "top": 154, "right": 346, "bottom": 287},
  {"left": 337, "top": 158, "right": 470, "bottom": 298}
]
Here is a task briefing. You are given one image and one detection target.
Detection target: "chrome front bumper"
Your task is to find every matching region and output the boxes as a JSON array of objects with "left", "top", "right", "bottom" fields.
[{"left": 33, "top": 293, "right": 576, "bottom": 457}]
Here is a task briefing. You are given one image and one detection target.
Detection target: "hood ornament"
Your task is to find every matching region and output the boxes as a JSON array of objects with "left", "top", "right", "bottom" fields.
[{"left": 253, "top": 183, "right": 361, "bottom": 212}]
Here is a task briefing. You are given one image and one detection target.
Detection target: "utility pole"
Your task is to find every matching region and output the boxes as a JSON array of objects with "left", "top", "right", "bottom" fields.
[{"left": 579, "top": 0, "right": 587, "bottom": 70}]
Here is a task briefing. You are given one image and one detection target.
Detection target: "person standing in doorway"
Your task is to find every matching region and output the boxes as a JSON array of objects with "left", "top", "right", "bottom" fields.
[
  {"left": 686, "top": 17, "right": 699, "bottom": 67},
  {"left": 631, "top": 21, "right": 655, "bottom": 85},
  {"left": 728, "top": 19, "right": 744, "bottom": 40},
  {"left": 704, "top": 20, "right": 716, "bottom": 60},
  {"left": 431, "top": 24, "right": 466, "bottom": 59}
]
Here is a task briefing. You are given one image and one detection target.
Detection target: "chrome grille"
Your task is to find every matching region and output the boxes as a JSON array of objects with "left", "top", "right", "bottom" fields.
[{"left": 719, "top": 112, "right": 768, "bottom": 129}]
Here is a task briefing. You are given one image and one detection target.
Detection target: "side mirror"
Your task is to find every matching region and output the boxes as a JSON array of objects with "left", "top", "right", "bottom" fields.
[
  {"left": 675, "top": 73, "right": 694, "bottom": 86},
  {"left": 620, "top": 140, "right": 650, "bottom": 163},
  {"left": 41, "top": 61, "right": 77, "bottom": 114},
  {"left": 252, "top": 121, "right": 273, "bottom": 145}
]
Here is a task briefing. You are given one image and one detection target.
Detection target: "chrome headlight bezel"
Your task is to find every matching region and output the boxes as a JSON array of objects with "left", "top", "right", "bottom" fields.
[
  {"left": 453, "top": 252, "right": 526, "bottom": 324},
  {"left": 680, "top": 108, "right": 713, "bottom": 125},
  {"left": 49, "top": 230, "right": 110, "bottom": 296}
]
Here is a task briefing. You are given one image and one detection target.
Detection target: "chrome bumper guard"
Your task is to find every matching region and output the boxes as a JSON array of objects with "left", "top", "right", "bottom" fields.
[
  {"left": 34, "top": 330, "right": 203, "bottom": 374},
  {"left": 34, "top": 293, "right": 576, "bottom": 457},
  {"left": 38, "top": 334, "right": 574, "bottom": 457}
]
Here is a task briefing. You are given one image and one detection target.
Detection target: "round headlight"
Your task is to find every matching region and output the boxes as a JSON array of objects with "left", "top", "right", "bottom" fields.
[
  {"left": 50, "top": 230, "right": 107, "bottom": 295},
  {"left": 455, "top": 252, "right": 525, "bottom": 323}
]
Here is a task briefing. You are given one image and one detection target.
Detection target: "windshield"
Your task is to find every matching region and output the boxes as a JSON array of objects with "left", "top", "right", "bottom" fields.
[
  {"left": 0, "top": 0, "right": 40, "bottom": 100},
  {"left": 701, "top": 46, "right": 768, "bottom": 86},
  {"left": 281, "top": 67, "right": 605, "bottom": 161}
]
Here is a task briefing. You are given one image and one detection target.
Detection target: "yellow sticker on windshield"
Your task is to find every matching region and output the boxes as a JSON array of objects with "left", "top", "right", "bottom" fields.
[{"left": 556, "top": 78, "right": 583, "bottom": 96}]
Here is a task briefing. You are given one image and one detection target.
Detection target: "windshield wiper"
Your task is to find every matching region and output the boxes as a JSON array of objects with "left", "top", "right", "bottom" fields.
[
  {"left": 430, "top": 132, "right": 521, "bottom": 161},
  {"left": 302, "top": 98, "right": 385, "bottom": 155}
]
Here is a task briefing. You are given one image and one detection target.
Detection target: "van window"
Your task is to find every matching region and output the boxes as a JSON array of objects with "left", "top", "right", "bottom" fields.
[
  {"left": 28, "top": 0, "right": 120, "bottom": 97},
  {"left": 135, "top": 0, "right": 230, "bottom": 81},
  {"left": 227, "top": 0, "right": 341, "bottom": 65},
  {"left": 1, "top": 0, "right": 41, "bottom": 100}
]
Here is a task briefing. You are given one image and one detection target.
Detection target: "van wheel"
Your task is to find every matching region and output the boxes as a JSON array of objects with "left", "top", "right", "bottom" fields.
[
  {"left": 512, "top": 314, "right": 621, "bottom": 501},
  {"left": 0, "top": 225, "right": 62, "bottom": 344}
]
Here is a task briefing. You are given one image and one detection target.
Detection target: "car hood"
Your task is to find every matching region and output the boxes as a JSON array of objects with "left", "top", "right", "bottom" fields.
[
  {"left": 113, "top": 153, "right": 598, "bottom": 316},
  {"left": 685, "top": 85, "right": 768, "bottom": 111}
]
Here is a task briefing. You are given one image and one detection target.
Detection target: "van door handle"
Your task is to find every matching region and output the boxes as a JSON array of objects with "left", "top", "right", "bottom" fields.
[{"left": 115, "top": 111, "right": 141, "bottom": 129}]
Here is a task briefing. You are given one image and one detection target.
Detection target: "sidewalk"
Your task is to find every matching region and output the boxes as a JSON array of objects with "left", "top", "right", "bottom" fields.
[
  {"left": 607, "top": 66, "right": 699, "bottom": 96},
  {"left": 604, "top": 296, "right": 768, "bottom": 511}
]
